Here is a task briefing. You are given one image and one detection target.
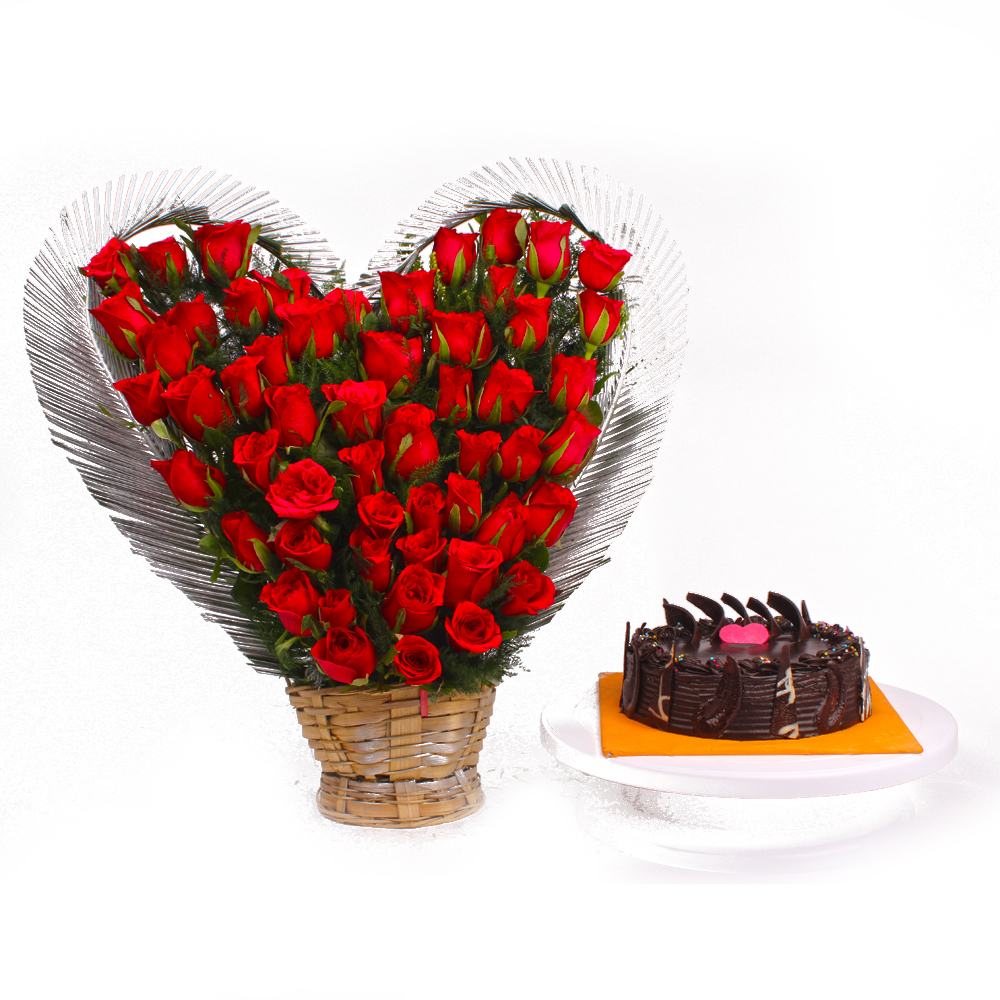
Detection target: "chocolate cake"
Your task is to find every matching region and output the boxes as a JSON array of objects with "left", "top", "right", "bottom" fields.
[{"left": 620, "top": 591, "right": 872, "bottom": 740}]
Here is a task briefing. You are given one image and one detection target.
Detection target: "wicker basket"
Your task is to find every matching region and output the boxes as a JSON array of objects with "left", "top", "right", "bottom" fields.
[{"left": 287, "top": 682, "right": 496, "bottom": 828}]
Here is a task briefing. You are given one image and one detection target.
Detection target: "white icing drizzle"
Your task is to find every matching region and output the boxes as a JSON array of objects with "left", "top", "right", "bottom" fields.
[
  {"left": 778, "top": 722, "right": 801, "bottom": 739},
  {"left": 775, "top": 666, "right": 796, "bottom": 704},
  {"left": 648, "top": 643, "right": 675, "bottom": 723}
]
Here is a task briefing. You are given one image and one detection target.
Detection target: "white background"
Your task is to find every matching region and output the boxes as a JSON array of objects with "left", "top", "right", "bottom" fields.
[{"left": 1, "top": 1, "right": 997, "bottom": 997}]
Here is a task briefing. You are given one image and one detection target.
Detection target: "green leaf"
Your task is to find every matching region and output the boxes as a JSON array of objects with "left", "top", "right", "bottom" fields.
[
  {"left": 501, "top": 630, "right": 519, "bottom": 641},
  {"left": 199, "top": 533, "right": 223, "bottom": 554},
  {"left": 578, "top": 400, "right": 604, "bottom": 427}
]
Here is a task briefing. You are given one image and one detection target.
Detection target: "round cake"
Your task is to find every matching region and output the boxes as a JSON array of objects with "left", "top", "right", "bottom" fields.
[{"left": 620, "top": 591, "right": 872, "bottom": 740}]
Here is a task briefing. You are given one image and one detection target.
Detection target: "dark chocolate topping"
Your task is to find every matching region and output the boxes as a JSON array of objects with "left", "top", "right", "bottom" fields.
[
  {"left": 693, "top": 656, "right": 743, "bottom": 737},
  {"left": 801, "top": 599, "right": 812, "bottom": 627},
  {"left": 686, "top": 592, "right": 726, "bottom": 626},
  {"left": 721, "top": 593, "right": 749, "bottom": 621},
  {"left": 746, "top": 596, "right": 780, "bottom": 637},
  {"left": 663, "top": 600, "right": 696, "bottom": 633},
  {"left": 816, "top": 661, "right": 848, "bottom": 733},
  {"left": 766, "top": 591, "right": 803, "bottom": 632}
]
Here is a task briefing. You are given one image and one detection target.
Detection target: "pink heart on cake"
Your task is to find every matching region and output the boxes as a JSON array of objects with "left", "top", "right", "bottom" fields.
[{"left": 719, "top": 622, "right": 770, "bottom": 644}]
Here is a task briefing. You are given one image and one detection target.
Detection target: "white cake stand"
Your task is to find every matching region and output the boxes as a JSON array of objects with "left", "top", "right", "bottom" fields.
[{"left": 539, "top": 682, "right": 958, "bottom": 873}]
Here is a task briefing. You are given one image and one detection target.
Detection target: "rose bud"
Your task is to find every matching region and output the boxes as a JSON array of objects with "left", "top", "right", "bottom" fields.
[
  {"left": 150, "top": 449, "right": 225, "bottom": 511},
  {"left": 88, "top": 281, "right": 157, "bottom": 359},
  {"left": 578, "top": 239, "right": 632, "bottom": 292},
  {"left": 358, "top": 329, "right": 423, "bottom": 398},
  {"left": 479, "top": 265, "right": 518, "bottom": 313},
  {"left": 480, "top": 208, "right": 528, "bottom": 265},
  {"left": 138, "top": 237, "right": 187, "bottom": 285},
  {"left": 192, "top": 219, "right": 257, "bottom": 285},
  {"left": 474, "top": 361, "right": 539, "bottom": 424},
  {"left": 137, "top": 318, "right": 195, "bottom": 382},
  {"left": 578, "top": 289, "right": 624, "bottom": 359},
  {"left": 549, "top": 354, "right": 598, "bottom": 412},
  {"left": 522, "top": 480, "right": 578, "bottom": 547},
  {"left": 311, "top": 626, "right": 377, "bottom": 685},
  {"left": 221, "top": 511, "right": 273, "bottom": 572},
  {"left": 474, "top": 493, "right": 528, "bottom": 561},
  {"left": 165, "top": 295, "right": 219, "bottom": 349},
  {"left": 442, "top": 538, "right": 504, "bottom": 608},
  {"left": 113, "top": 371, "right": 167, "bottom": 426},
  {"left": 445, "top": 473, "right": 482, "bottom": 534},
  {"left": 233, "top": 429, "right": 280, "bottom": 492},
  {"left": 500, "top": 561, "right": 557, "bottom": 616},
  {"left": 323, "top": 287, "right": 372, "bottom": 329},
  {"left": 349, "top": 526, "right": 394, "bottom": 592},
  {"left": 393, "top": 635, "right": 442, "bottom": 685},
  {"left": 493, "top": 425, "right": 545, "bottom": 482},
  {"left": 318, "top": 589, "right": 356, "bottom": 628},
  {"left": 263, "top": 383, "right": 319, "bottom": 449},
  {"left": 382, "top": 403, "right": 439, "bottom": 479},
  {"left": 223, "top": 276, "right": 270, "bottom": 329},
  {"left": 436, "top": 365, "right": 473, "bottom": 423},
  {"left": 433, "top": 227, "right": 478, "bottom": 287},
  {"left": 80, "top": 237, "right": 133, "bottom": 293},
  {"left": 266, "top": 459, "right": 340, "bottom": 519},
  {"left": 357, "top": 490, "right": 406, "bottom": 539},
  {"left": 539, "top": 410, "right": 600, "bottom": 480},
  {"left": 276, "top": 298, "right": 341, "bottom": 360},
  {"left": 430, "top": 310, "right": 492, "bottom": 368},
  {"left": 245, "top": 333, "right": 292, "bottom": 387},
  {"left": 379, "top": 270, "right": 436, "bottom": 333},
  {"left": 161, "top": 366, "right": 232, "bottom": 441},
  {"left": 338, "top": 439, "right": 385, "bottom": 500},
  {"left": 260, "top": 568, "right": 322, "bottom": 635},
  {"left": 456, "top": 429, "right": 502, "bottom": 480},
  {"left": 381, "top": 563, "right": 446, "bottom": 633},
  {"left": 406, "top": 482, "right": 446, "bottom": 534},
  {"left": 281, "top": 267, "right": 313, "bottom": 301},
  {"left": 248, "top": 269, "right": 291, "bottom": 311},
  {"left": 220, "top": 355, "right": 265, "bottom": 420},
  {"left": 322, "top": 380, "right": 386, "bottom": 444},
  {"left": 445, "top": 602, "right": 503, "bottom": 653},
  {"left": 505, "top": 295, "right": 551, "bottom": 354},
  {"left": 394, "top": 528, "right": 447, "bottom": 572},
  {"left": 275, "top": 519, "right": 333, "bottom": 572},
  {"left": 525, "top": 220, "right": 571, "bottom": 290}
]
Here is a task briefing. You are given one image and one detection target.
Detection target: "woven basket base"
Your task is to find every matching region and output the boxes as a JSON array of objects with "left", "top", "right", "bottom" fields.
[{"left": 316, "top": 766, "right": 484, "bottom": 828}]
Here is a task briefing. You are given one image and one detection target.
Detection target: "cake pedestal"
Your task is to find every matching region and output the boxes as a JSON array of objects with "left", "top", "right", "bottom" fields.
[{"left": 540, "top": 683, "right": 957, "bottom": 873}]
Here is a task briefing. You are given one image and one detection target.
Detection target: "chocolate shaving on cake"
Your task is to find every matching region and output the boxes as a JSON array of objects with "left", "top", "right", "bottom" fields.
[
  {"left": 621, "top": 624, "right": 641, "bottom": 716},
  {"left": 686, "top": 592, "right": 726, "bottom": 627},
  {"left": 662, "top": 600, "right": 696, "bottom": 633},
  {"left": 693, "top": 655, "right": 743, "bottom": 737},
  {"left": 721, "top": 593, "right": 749, "bottom": 621},
  {"left": 746, "top": 597, "right": 780, "bottom": 638},
  {"left": 767, "top": 591, "right": 811, "bottom": 642},
  {"left": 816, "top": 661, "right": 848, "bottom": 733}
]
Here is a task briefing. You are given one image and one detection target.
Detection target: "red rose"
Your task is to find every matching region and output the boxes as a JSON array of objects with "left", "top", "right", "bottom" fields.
[
  {"left": 475, "top": 360, "right": 538, "bottom": 424},
  {"left": 276, "top": 298, "right": 342, "bottom": 360},
  {"left": 281, "top": 267, "right": 313, "bottom": 301},
  {"left": 549, "top": 354, "right": 597, "bottom": 412},
  {"left": 349, "top": 526, "right": 394, "bottom": 592},
  {"left": 445, "top": 473, "right": 482, "bottom": 534},
  {"left": 223, "top": 276, "right": 270, "bottom": 328},
  {"left": 338, "top": 439, "right": 385, "bottom": 500},
  {"left": 137, "top": 318, "right": 194, "bottom": 382},
  {"left": 359, "top": 329, "right": 423, "bottom": 398},
  {"left": 165, "top": 295, "right": 218, "bottom": 349},
  {"left": 442, "top": 538, "right": 503, "bottom": 608},
  {"left": 150, "top": 449, "right": 225, "bottom": 510},
  {"left": 80, "top": 237, "right": 133, "bottom": 293},
  {"left": 323, "top": 287, "right": 372, "bottom": 329},
  {"left": 138, "top": 237, "right": 187, "bottom": 285},
  {"left": 357, "top": 491, "right": 406, "bottom": 539},
  {"left": 219, "top": 355, "right": 265, "bottom": 420},
  {"left": 245, "top": 333, "right": 292, "bottom": 387},
  {"left": 382, "top": 403, "right": 439, "bottom": 480},
  {"left": 221, "top": 511, "right": 273, "bottom": 572},
  {"left": 161, "top": 366, "right": 232, "bottom": 441},
  {"left": 260, "top": 568, "right": 322, "bottom": 636},
  {"left": 192, "top": 220, "right": 256, "bottom": 284},
  {"left": 522, "top": 480, "right": 577, "bottom": 547},
  {"left": 578, "top": 289, "right": 624, "bottom": 359},
  {"left": 88, "top": 281, "right": 157, "bottom": 359},
  {"left": 456, "top": 429, "right": 502, "bottom": 480},
  {"left": 431, "top": 310, "right": 492, "bottom": 368},
  {"left": 436, "top": 365, "right": 473, "bottom": 423},
  {"left": 445, "top": 602, "right": 502, "bottom": 653},
  {"left": 479, "top": 265, "right": 518, "bottom": 313},
  {"left": 525, "top": 220, "right": 571, "bottom": 287},
  {"left": 381, "top": 563, "right": 446, "bottom": 634},
  {"left": 379, "top": 270, "right": 436, "bottom": 333},
  {"left": 393, "top": 635, "right": 442, "bottom": 685},
  {"left": 540, "top": 410, "right": 600, "bottom": 480},
  {"left": 113, "top": 371, "right": 167, "bottom": 426},
  {"left": 505, "top": 295, "right": 551, "bottom": 354},
  {"left": 247, "top": 270, "right": 291, "bottom": 310},
  {"left": 318, "top": 589, "right": 356, "bottom": 628},
  {"left": 275, "top": 519, "right": 333, "bottom": 572},
  {"left": 233, "top": 429, "right": 279, "bottom": 492},
  {"left": 480, "top": 208, "right": 528, "bottom": 265},
  {"left": 407, "top": 483, "right": 446, "bottom": 534},
  {"left": 394, "top": 528, "right": 447, "bottom": 572},
  {"left": 311, "top": 626, "right": 377, "bottom": 685},
  {"left": 263, "top": 383, "right": 319, "bottom": 448},
  {"left": 577, "top": 239, "right": 631, "bottom": 292},
  {"left": 474, "top": 493, "right": 528, "bottom": 561},
  {"left": 433, "top": 227, "right": 478, "bottom": 287},
  {"left": 500, "top": 561, "right": 557, "bottom": 616},
  {"left": 322, "top": 380, "right": 385, "bottom": 444},
  {"left": 493, "top": 425, "right": 545, "bottom": 482},
  {"left": 266, "top": 459, "right": 340, "bottom": 519}
]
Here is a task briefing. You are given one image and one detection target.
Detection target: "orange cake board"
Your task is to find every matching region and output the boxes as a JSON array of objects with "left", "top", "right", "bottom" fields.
[{"left": 599, "top": 673, "right": 922, "bottom": 757}]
